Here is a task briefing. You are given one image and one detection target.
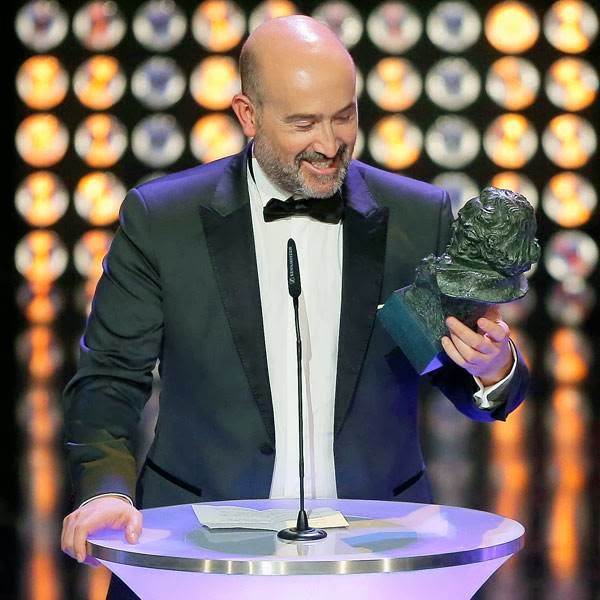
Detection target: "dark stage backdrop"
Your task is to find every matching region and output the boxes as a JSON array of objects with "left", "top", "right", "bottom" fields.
[{"left": 9, "top": 1, "right": 599, "bottom": 599}]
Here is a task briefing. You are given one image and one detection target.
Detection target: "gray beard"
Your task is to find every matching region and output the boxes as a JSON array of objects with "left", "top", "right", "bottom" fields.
[{"left": 253, "top": 137, "right": 350, "bottom": 198}]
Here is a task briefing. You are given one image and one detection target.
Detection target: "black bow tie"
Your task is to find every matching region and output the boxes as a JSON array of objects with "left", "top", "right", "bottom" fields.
[{"left": 263, "top": 193, "right": 344, "bottom": 224}]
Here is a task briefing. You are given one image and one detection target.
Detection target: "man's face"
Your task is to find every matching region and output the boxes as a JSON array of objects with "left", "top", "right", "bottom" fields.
[{"left": 251, "top": 56, "right": 358, "bottom": 198}]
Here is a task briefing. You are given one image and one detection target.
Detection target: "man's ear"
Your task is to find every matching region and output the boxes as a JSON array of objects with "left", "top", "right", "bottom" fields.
[{"left": 231, "top": 94, "right": 258, "bottom": 138}]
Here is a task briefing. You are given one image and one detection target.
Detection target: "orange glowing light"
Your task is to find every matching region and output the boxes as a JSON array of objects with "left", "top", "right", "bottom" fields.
[
  {"left": 75, "top": 113, "right": 127, "bottom": 168},
  {"left": 74, "top": 172, "right": 125, "bottom": 225},
  {"left": 15, "top": 231, "right": 68, "bottom": 284},
  {"left": 15, "top": 114, "right": 69, "bottom": 167},
  {"left": 485, "top": 1, "right": 540, "bottom": 53},
  {"left": 28, "top": 550, "right": 60, "bottom": 600},
  {"left": 367, "top": 58, "right": 421, "bottom": 111},
  {"left": 547, "top": 58, "right": 597, "bottom": 110},
  {"left": 368, "top": 115, "right": 422, "bottom": 170},
  {"left": 543, "top": 114, "right": 596, "bottom": 168},
  {"left": 15, "top": 171, "right": 69, "bottom": 227},
  {"left": 16, "top": 55, "right": 68, "bottom": 110},
  {"left": 484, "top": 113, "right": 537, "bottom": 169},
  {"left": 190, "top": 55, "right": 240, "bottom": 110},
  {"left": 74, "top": 54, "right": 125, "bottom": 110},
  {"left": 190, "top": 114, "right": 245, "bottom": 163},
  {"left": 193, "top": 1, "right": 246, "bottom": 52},
  {"left": 545, "top": 0, "right": 598, "bottom": 53},
  {"left": 487, "top": 56, "right": 539, "bottom": 110},
  {"left": 543, "top": 172, "right": 595, "bottom": 227}
]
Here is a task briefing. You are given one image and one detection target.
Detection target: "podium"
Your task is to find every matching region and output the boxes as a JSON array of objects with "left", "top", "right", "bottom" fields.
[{"left": 87, "top": 498, "right": 524, "bottom": 600}]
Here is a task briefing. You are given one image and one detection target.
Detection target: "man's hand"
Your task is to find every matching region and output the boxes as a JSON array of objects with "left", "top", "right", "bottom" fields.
[
  {"left": 61, "top": 496, "right": 142, "bottom": 566},
  {"left": 441, "top": 306, "right": 513, "bottom": 387}
]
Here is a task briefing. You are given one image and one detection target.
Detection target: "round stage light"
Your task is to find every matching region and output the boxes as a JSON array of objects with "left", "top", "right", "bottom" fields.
[
  {"left": 368, "top": 115, "right": 422, "bottom": 170},
  {"left": 133, "top": 0, "right": 188, "bottom": 51},
  {"left": 312, "top": 1, "right": 363, "bottom": 49},
  {"left": 192, "top": 0, "right": 246, "bottom": 52},
  {"left": 545, "top": 327, "right": 592, "bottom": 384},
  {"left": 485, "top": 1, "right": 540, "bottom": 54},
  {"left": 74, "top": 114, "right": 128, "bottom": 168},
  {"left": 15, "top": 114, "right": 69, "bottom": 168},
  {"left": 542, "top": 114, "right": 596, "bottom": 169},
  {"left": 73, "top": 230, "right": 113, "bottom": 279},
  {"left": 73, "top": 55, "right": 126, "bottom": 110},
  {"left": 73, "top": 1, "right": 127, "bottom": 51},
  {"left": 546, "top": 280, "right": 595, "bottom": 326},
  {"left": 544, "top": 230, "right": 598, "bottom": 281},
  {"left": 486, "top": 57, "right": 540, "bottom": 110},
  {"left": 15, "top": 172, "right": 69, "bottom": 227},
  {"left": 431, "top": 172, "right": 480, "bottom": 215},
  {"left": 542, "top": 172, "right": 596, "bottom": 228},
  {"left": 483, "top": 114, "right": 538, "bottom": 169},
  {"left": 190, "top": 56, "right": 240, "bottom": 110},
  {"left": 15, "top": 326, "right": 64, "bottom": 380},
  {"left": 490, "top": 171, "right": 538, "bottom": 210},
  {"left": 15, "top": 230, "right": 68, "bottom": 284},
  {"left": 545, "top": 57, "right": 598, "bottom": 111},
  {"left": 131, "top": 114, "right": 185, "bottom": 168},
  {"left": 16, "top": 56, "right": 68, "bottom": 110},
  {"left": 544, "top": 0, "right": 598, "bottom": 53},
  {"left": 425, "top": 58, "right": 481, "bottom": 111},
  {"left": 426, "top": 1, "right": 481, "bottom": 53},
  {"left": 249, "top": 0, "right": 298, "bottom": 32},
  {"left": 15, "top": 1, "right": 68, "bottom": 52},
  {"left": 367, "top": 2, "right": 422, "bottom": 53},
  {"left": 17, "top": 282, "right": 65, "bottom": 325},
  {"left": 74, "top": 172, "right": 126, "bottom": 226},
  {"left": 190, "top": 114, "right": 245, "bottom": 163},
  {"left": 425, "top": 116, "right": 480, "bottom": 169},
  {"left": 367, "top": 58, "right": 422, "bottom": 112},
  {"left": 131, "top": 56, "right": 186, "bottom": 110}
]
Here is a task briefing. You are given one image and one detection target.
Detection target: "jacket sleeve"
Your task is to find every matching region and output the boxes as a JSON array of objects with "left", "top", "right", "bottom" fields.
[
  {"left": 426, "top": 190, "right": 530, "bottom": 422},
  {"left": 62, "top": 188, "right": 163, "bottom": 509}
]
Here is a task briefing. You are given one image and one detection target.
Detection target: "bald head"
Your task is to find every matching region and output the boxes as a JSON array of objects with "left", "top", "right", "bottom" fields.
[{"left": 239, "top": 15, "right": 355, "bottom": 107}]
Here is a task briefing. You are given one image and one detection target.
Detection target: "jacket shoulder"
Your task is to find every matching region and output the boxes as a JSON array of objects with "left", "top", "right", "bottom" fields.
[
  {"left": 131, "top": 154, "right": 238, "bottom": 216},
  {"left": 351, "top": 160, "right": 447, "bottom": 208}
]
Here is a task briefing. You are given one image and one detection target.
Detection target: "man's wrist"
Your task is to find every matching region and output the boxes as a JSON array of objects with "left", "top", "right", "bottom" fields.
[{"left": 79, "top": 493, "right": 134, "bottom": 509}]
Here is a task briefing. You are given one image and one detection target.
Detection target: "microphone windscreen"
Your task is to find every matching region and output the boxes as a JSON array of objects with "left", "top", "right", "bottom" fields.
[{"left": 287, "top": 238, "right": 301, "bottom": 298}]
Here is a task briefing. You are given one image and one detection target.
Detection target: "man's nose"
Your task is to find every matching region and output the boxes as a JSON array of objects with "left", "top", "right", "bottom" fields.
[{"left": 312, "top": 122, "right": 338, "bottom": 158}]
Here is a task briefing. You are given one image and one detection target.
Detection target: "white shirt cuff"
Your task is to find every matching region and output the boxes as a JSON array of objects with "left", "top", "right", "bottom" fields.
[
  {"left": 79, "top": 493, "right": 134, "bottom": 509},
  {"left": 472, "top": 339, "right": 518, "bottom": 409}
]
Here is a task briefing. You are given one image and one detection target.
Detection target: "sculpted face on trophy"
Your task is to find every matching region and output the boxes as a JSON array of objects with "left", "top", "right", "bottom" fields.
[{"left": 379, "top": 186, "right": 541, "bottom": 374}]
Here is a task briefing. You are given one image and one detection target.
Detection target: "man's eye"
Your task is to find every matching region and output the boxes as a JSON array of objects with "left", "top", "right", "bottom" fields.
[{"left": 295, "top": 122, "right": 313, "bottom": 130}]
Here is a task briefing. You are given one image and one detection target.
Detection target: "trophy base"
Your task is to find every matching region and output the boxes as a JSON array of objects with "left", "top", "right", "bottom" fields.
[{"left": 378, "top": 288, "right": 447, "bottom": 375}]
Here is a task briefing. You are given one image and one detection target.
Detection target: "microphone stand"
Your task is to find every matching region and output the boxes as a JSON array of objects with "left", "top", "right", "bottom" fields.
[{"left": 277, "top": 240, "right": 327, "bottom": 542}]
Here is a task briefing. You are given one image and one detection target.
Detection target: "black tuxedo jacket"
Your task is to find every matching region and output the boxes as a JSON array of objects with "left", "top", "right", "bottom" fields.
[{"left": 63, "top": 147, "right": 529, "bottom": 510}]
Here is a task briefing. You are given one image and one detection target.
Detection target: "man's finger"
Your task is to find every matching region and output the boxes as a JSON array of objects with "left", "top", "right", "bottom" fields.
[
  {"left": 449, "top": 332, "right": 489, "bottom": 365},
  {"left": 441, "top": 336, "right": 467, "bottom": 369},
  {"left": 478, "top": 317, "right": 510, "bottom": 343},
  {"left": 125, "top": 510, "right": 143, "bottom": 544},
  {"left": 446, "top": 316, "right": 493, "bottom": 354}
]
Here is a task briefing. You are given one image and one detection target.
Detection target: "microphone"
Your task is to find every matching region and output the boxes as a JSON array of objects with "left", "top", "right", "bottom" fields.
[
  {"left": 277, "top": 239, "right": 327, "bottom": 542},
  {"left": 287, "top": 239, "right": 301, "bottom": 298}
]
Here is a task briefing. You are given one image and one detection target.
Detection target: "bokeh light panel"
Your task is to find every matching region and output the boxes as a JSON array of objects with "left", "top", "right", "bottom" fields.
[{"left": 13, "top": 2, "right": 599, "bottom": 597}]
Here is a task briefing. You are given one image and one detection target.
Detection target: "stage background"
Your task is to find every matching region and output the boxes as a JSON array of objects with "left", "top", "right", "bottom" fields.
[{"left": 8, "top": 1, "right": 599, "bottom": 598}]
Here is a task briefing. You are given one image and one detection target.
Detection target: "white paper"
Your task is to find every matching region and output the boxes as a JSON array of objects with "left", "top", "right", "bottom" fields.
[{"left": 192, "top": 505, "right": 349, "bottom": 531}]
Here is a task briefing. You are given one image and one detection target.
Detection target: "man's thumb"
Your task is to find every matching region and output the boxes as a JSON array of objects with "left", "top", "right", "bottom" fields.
[{"left": 125, "top": 522, "right": 140, "bottom": 544}]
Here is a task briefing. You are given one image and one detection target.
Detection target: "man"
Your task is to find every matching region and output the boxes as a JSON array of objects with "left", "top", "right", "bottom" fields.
[{"left": 61, "top": 16, "right": 528, "bottom": 598}]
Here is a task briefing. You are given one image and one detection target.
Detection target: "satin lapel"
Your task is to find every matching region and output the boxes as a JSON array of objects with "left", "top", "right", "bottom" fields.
[
  {"left": 199, "top": 150, "right": 275, "bottom": 443},
  {"left": 334, "top": 163, "right": 389, "bottom": 436}
]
